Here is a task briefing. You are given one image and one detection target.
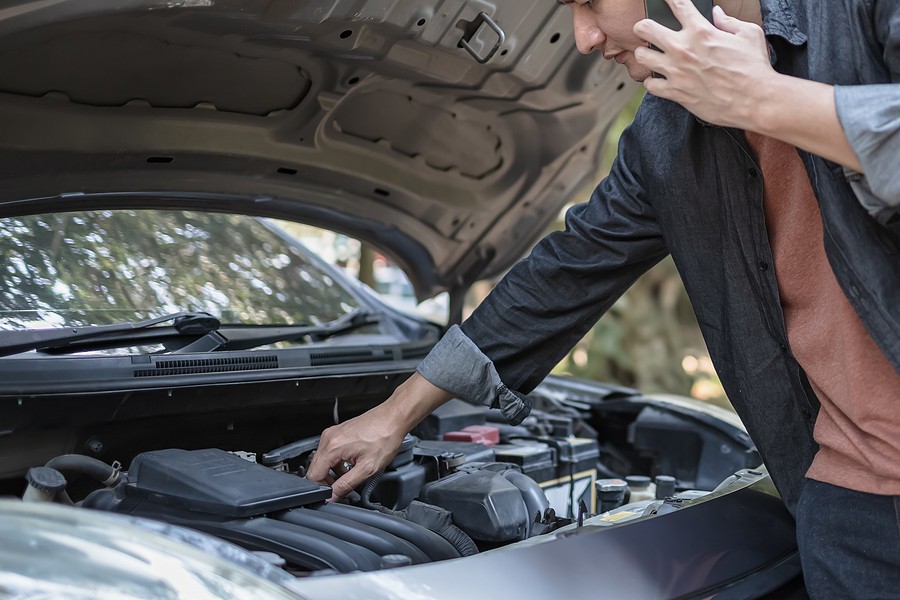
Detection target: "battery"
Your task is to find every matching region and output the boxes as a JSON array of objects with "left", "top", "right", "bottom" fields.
[
  {"left": 554, "top": 438, "right": 600, "bottom": 479},
  {"left": 493, "top": 441, "right": 556, "bottom": 483},
  {"left": 493, "top": 438, "right": 599, "bottom": 517}
]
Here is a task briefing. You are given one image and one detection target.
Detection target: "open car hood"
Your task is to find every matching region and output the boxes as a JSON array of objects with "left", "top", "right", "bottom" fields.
[{"left": 0, "top": 0, "right": 635, "bottom": 300}]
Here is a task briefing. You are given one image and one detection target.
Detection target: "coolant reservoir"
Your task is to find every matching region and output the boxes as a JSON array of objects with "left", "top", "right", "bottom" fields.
[{"left": 625, "top": 475, "right": 657, "bottom": 502}]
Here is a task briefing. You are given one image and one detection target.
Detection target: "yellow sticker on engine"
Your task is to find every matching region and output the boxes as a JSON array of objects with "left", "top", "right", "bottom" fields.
[{"left": 600, "top": 510, "right": 635, "bottom": 522}]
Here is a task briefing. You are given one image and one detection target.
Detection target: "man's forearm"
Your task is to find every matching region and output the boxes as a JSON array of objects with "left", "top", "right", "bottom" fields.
[
  {"left": 378, "top": 371, "right": 454, "bottom": 432},
  {"left": 750, "top": 73, "right": 862, "bottom": 172}
]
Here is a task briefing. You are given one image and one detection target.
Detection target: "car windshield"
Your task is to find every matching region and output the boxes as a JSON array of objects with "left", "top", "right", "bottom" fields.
[{"left": 0, "top": 209, "right": 361, "bottom": 330}]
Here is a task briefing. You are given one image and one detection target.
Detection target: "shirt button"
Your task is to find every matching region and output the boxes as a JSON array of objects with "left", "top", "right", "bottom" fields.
[
  {"left": 801, "top": 409, "right": 812, "bottom": 420},
  {"left": 758, "top": 260, "right": 769, "bottom": 271},
  {"left": 748, "top": 167, "right": 760, "bottom": 178}
]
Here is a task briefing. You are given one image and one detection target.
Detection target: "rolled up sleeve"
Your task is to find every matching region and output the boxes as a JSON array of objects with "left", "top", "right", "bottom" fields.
[
  {"left": 834, "top": 0, "right": 900, "bottom": 217},
  {"left": 835, "top": 85, "right": 900, "bottom": 215},
  {"left": 416, "top": 324, "right": 531, "bottom": 425}
]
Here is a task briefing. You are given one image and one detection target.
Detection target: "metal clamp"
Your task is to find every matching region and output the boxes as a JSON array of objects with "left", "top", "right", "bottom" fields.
[{"left": 459, "top": 12, "right": 505, "bottom": 64}]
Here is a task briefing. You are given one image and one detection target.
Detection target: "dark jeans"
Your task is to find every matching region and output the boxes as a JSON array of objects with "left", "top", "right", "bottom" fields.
[{"left": 796, "top": 478, "right": 900, "bottom": 599}]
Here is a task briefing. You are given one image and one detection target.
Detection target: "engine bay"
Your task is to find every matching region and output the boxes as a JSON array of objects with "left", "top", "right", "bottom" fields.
[{"left": 7, "top": 378, "right": 760, "bottom": 580}]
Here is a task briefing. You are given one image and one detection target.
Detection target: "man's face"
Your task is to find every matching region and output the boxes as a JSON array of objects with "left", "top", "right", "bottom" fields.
[{"left": 558, "top": 0, "right": 652, "bottom": 82}]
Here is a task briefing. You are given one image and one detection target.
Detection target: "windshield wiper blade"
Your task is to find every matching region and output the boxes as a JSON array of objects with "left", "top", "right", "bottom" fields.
[
  {"left": 0, "top": 312, "right": 220, "bottom": 358},
  {"left": 0, "top": 309, "right": 379, "bottom": 357},
  {"left": 217, "top": 308, "right": 381, "bottom": 351}
]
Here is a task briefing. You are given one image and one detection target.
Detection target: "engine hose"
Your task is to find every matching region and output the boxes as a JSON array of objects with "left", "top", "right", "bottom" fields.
[
  {"left": 359, "top": 472, "right": 382, "bottom": 510},
  {"left": 435, "top": 522, "right": 479, "bottom": 557},
  {"left": 357, "top": 473, "right": 478, "bottom": 557},
  {"left": 376, "top": 501, "right": 479, "bottom": 558},
  {"left": 44, "top": 455, "right": 121, "bottom": 487},
  {"left": 501, "top": 470, "right": 550, "bottom": 536}
]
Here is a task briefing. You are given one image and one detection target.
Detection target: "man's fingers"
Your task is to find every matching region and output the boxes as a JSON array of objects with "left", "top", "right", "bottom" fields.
[
  {"left": 711, "top": 4, "right": 741, "bottom": 34},
  {"left": 664, "top": 0, "right": 706, "bottom": 27},
  {"left": 633, "top": 45, "right": 667, "bottom": 75},
  {"left": 634, "top": 18, "right": 675, "bottom": 52},
  {"left": 329, "top": 467, "right": 372, "bottom": 500},
  {"left": 636, "top": 0, "right": 717, "bottom": 48},
  {"left": 642, "top": 73, "right": 666, "bottom": 96},
  {"left": 306, "top": 445, "right": 337, "bottom": 484}
]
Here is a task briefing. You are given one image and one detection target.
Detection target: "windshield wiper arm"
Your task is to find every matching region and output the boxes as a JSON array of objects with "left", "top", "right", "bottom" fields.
[
  {"left": 216, "top": 308, "right": 381, "bottom": 351},
  {"left": 0, "top": 312, "right": 220, "bottom": 358}
]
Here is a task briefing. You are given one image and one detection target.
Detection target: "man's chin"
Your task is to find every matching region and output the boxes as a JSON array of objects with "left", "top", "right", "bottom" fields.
[{"left": 624, "top": 62, "right": 652, "bottom": 82}]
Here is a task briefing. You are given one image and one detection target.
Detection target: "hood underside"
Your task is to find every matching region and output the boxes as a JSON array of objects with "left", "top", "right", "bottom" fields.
[{"left": 0, "top": 0, "right": 636, "bottom": 299}]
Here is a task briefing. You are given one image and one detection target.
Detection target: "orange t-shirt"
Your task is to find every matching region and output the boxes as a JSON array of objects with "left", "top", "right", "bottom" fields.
[{"left": 745, "top": 132, "right": 900, "bottom": 495}]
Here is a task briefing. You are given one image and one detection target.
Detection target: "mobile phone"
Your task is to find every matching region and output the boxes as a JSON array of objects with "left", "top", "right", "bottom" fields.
[
  {"left": 644, "top": 0, "right": 713, "bottom": 32},
  {"left": 644, "top": 0, "right": 713, "bottom": 77}
]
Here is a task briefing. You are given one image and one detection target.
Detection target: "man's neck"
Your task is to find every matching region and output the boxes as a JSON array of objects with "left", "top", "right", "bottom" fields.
[{"left": 715, "top": 0, "right": 763, "bottom": 26}]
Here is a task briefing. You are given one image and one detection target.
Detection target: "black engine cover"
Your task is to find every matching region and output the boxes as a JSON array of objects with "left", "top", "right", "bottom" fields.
[{"left": 124, "top": 448, "right": 331, "bottom": 517}]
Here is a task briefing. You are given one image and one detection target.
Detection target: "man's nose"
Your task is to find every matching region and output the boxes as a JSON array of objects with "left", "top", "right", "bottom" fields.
[{"left": 572, "top": 8, "right": 605, "bottom": 54}]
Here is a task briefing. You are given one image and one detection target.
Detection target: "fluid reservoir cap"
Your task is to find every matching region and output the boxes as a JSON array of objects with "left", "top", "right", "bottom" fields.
[
  {"left": 26, "top": 467, "right": 67, "bottom": 493},
  {"left": 443, "top": 425, "right": 500, "bottom": 447},
  {"left": 381, "top": 554, "right": 413, "bottom": 569},
  {"left": 596, "top": 478, "right": 628, "bottom": 512},
  {"left": 596, "top": 478, "right": 628, "bottom": 493},
  {"left": 625, "top": 475, "right": 651, "bottom": 489},
  {"left": 655, "top": 475, "right": 677, "bottom": 499}
]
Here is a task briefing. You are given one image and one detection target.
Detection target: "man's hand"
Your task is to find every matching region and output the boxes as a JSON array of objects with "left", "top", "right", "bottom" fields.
[
  {"left": 631, "top": 0, "right": 862, "bottom": 171},
  {"left": 632, "top": 1, "right": 772, "bottom": 129},
  {"left": 307, "top": 372, "right": 454, "bottom": 501},
  {"left": 307, "top": 402, "right": 407, "bottom": 500}
]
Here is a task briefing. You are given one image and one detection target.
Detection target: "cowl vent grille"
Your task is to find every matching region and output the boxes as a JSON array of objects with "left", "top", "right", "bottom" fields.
[
  {"left": 310, "top": 349, "right": 392, "bottom": 366},
  {"left": 134, "top": 355, "right": 278, "bottom": 377},
  {"left": 401, "top": 347, "right": 431, "bottom": 361}
]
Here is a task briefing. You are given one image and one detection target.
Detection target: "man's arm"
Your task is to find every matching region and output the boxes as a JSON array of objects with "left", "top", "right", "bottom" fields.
[
  {"left": 309, "top": 112, "right": 669, "bottom": 496},
  {"left": 632, "top": 0, "right": 900, "bottom": 206}
]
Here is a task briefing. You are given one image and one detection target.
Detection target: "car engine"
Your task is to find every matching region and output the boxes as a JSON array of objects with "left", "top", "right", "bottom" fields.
[
  {"left": 15, "top": 383, "right": 759, "bottom": 579},
  {"left": 21, "top": 409, "right": 592, "bottom": 575}
]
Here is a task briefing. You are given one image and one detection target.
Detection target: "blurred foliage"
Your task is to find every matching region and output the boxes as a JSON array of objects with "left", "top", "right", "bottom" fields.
[{"left": 0, "top": 210, "right": 359, "bottom": 329}]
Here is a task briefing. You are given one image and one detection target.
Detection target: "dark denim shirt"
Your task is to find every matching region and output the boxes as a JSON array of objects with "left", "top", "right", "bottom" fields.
[{"left": 418, "top": 0, "right": 900, "bottom": 513}]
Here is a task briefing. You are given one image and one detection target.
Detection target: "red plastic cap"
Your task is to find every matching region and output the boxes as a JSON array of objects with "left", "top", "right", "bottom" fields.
[{"left": 443, "top": 425, "right": 500, "bottom": 447}]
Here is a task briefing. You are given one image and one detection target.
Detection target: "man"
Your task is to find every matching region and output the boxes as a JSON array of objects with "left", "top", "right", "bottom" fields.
[{"left": 309, "top": 0, "right": 900, "bottom": 596}]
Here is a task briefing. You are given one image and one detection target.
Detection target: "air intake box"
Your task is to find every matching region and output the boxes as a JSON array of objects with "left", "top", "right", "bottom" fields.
[{"left": 419, "top": 469, "right": 529, "bottom": 543}]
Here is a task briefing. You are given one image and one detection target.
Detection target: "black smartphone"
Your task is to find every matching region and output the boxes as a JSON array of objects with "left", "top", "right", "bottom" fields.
[
  {"left": 644, "top": 0, "right": 713, "bottom": 32},
  {"left": 643, "top": 0, "right": 713, "bottom": 77}
]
